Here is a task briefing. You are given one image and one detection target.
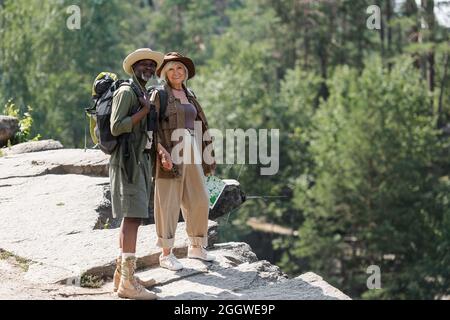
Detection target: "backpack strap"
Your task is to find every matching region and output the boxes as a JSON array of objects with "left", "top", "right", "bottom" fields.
[
  {"left": 186, "top": 87, "right": 196, "bottom": 99},
  {"left": 148, "top": 85, "right": 168, "bottom": 121},
  {"left": 112, "top": 79, "right": 128, "bottom": 92},
  {"left": 118, "top": 79, "right": 144, "bottom": 98},
  {"left": 117, "top": 80, "right": 145, "bottom": 115},
  {"left": 129, "top": 81, "right": 145, "bottom": 99}
]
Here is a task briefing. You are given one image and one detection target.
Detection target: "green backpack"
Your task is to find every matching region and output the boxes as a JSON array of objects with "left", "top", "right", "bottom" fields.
[{"left": 84, "top": 72, "right": 168, "bottom": 152}]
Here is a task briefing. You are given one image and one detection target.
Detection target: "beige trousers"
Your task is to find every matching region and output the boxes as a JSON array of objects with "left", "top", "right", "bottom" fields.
[{"left": 154, "top": 131, "right": 209, "bottom": 248}]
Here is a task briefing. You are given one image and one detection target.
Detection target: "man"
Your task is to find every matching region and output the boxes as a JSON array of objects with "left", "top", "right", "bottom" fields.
[{"left": 109, "top": 48, "right": 168, "bottom": 300}]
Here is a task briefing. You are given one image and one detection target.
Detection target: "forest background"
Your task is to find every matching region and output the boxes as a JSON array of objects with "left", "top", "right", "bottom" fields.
[{"left": 1, "top": 0, "right": 449, "bottom": 299}]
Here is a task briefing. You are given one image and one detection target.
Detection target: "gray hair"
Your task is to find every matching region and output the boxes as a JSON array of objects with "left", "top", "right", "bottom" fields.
[{"left": 159, "top": 61, "right": 189, "bottom": 87}]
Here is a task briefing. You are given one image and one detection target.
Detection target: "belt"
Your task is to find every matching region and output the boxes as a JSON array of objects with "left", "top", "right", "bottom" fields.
[{"left": 143, "top": 149, "right": 152, "bottom": 154}]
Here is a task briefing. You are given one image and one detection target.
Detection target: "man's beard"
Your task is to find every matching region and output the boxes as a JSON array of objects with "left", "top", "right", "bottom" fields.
[{"left": 140, "top": 72, "right": 153, "bottom": 82}]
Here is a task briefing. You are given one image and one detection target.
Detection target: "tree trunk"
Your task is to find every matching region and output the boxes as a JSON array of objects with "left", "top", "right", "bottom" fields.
[
  {"left": 404, "top": 0, "right": 421, "bottom": 69},
  {"left": 387, "top": 0, "right": 393, "bottom": 71},
  {"left": 437, "top": 54, "right": 449, "bottom": 129},
  {"left": 423, "top": 0, "right": 436, "bottom": 112},
  {"left": 378, "top": 0, "right": 386, "bottom": 62}
]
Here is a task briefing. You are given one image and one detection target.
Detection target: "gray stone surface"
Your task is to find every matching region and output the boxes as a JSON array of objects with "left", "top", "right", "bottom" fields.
[
  {"left": 0, "top": 170, "right": 217, "bottom": 284},
  {"left": 2, "top": 139, "right": 64, "bottom": 155},
  {"left": 138, "top": 242, "right": 350, "bottom": 300},
  {"left": 0, "top": 242, "right": 350, "bottom": 300},
  {"left": 0, "top": 148, "right": 351, "bottom": 300},
  {"left": 0, "top": 116, "right": 19, "bottom": 147}
]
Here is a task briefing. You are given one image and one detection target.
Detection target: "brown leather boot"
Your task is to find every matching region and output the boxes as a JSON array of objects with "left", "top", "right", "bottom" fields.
[
  {"left": 113, "top": 256, "right": 156, "bottom": 292},
  {"left": 117, "top": 256, "right": 157, "bottom": 300}
]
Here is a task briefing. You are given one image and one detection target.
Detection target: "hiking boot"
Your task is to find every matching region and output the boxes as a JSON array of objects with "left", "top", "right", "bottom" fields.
[
  {"left": 188, "top": 246, "right": 215, "bottom": 262},
  {"left": 159, "top": 252, "right": 183, "bottom": 271},
  {"left": 113, "top": 257, "right": 156, "bottom": 292},
  {"left": 117, "top": 256, "right": 157, "bottom": 300}
]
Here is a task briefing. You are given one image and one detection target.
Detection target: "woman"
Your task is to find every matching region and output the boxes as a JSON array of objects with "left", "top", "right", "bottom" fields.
[{"left": 152, "top": 52, "right": 216, "bottom": 270}]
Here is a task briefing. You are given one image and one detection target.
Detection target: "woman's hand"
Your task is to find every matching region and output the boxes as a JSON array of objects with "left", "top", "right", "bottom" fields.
[
  {"left": 157, "top": 144, "right": 173, "bottom": 171},
  {"left": 209, "top": 162, "right": 216, "bottom": 176}
]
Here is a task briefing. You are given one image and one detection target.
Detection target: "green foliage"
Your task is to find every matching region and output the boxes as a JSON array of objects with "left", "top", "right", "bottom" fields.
[
  {"left": 290, "top": 58, "right": 450, "bottom": 299},
  {"left": 0, "top": 0, "right": 154, "bottom": 147}
]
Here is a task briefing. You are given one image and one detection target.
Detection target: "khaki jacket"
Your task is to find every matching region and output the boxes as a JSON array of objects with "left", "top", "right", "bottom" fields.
[
  {"left": 153, "top": 83, "right": 216, "bottom": 179},
  {"left": 108, "top": 75, "right": 154, "bottom": 218}
]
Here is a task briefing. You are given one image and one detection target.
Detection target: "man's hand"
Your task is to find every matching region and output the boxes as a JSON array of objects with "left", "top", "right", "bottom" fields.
[
  {"left": 131, "top": 93, "right": 152, "bottom": 126},
  {"left": 138, "top": 93, "right": 151, "bottom": 112}
]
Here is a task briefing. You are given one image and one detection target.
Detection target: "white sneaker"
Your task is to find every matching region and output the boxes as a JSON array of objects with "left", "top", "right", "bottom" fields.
[
  {"left": 188, "top": 246, "right": 216, "bottom": 262},
  {"left": 159, "top": 253, "right": 183, "bottom": 271}
]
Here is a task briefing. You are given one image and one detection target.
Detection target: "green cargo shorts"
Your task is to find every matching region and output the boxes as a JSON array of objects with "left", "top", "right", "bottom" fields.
[{"left": 109, "top": 153, "right": 152, "bottom": 219}]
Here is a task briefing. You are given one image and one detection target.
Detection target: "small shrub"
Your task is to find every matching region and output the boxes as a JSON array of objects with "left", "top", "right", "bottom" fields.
[
  {"left": 0, "top": 249, "right": 32, "bottom": 272},
  {"left": 80, "top": 273, "right": 104, "bottom": 288}
]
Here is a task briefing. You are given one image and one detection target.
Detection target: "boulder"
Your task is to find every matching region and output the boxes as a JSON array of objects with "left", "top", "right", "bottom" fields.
[
  {"left": 0, "top": 116, "right": 19, "bottom": 147},
  {"left": 2, "top": 139, "right": 63, "bottom": 155},
  {"left": 209, "top": 179, "right": 246, "bottom": 220},
  {"left": 0, "top": 149, "right": 109, "bottom": 179}
]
